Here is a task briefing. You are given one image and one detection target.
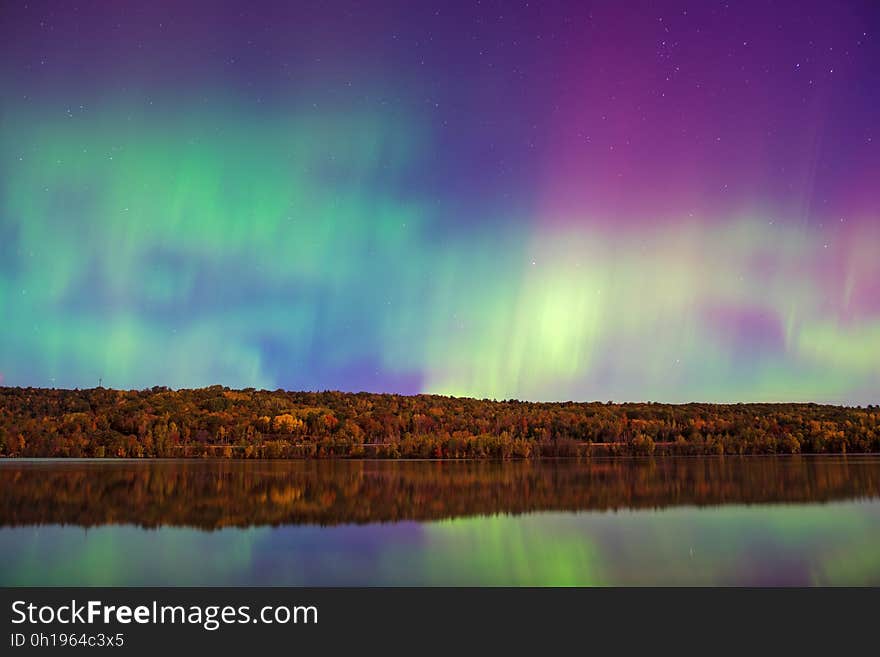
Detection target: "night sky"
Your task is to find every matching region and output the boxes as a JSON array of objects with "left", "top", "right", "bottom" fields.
[{"left": 1, "top": 1, "right": 878, "bottom": 403}]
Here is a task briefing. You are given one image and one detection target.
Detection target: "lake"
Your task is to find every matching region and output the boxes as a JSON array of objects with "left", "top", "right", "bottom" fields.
[{"left": 1, "top": 456, "right": 879, "bottom": 585}]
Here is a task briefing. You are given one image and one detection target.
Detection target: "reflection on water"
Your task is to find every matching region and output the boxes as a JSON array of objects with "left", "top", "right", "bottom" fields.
[{"left": 1, "top": 457, "right": 879, "bottom": 585}]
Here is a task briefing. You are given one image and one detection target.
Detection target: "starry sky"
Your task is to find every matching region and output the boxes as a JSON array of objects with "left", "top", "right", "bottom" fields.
[{"left": 1, "top": 0, "right": 878, "bottom": 403}]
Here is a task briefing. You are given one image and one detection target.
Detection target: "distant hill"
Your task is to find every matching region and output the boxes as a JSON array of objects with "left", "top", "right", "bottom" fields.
[{"left": 0, "top": 386, "right": 877, "bottom": 458}]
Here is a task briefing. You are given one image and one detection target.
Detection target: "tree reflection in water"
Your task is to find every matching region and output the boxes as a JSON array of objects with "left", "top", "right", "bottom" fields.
[{"left": 2, "top": 456, "right": 879, "bottom": 529}]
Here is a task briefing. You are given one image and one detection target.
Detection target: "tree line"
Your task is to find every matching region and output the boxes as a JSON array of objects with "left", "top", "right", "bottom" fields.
[{"left": 0, "top": 385, "right": 878, "bottom": 458}]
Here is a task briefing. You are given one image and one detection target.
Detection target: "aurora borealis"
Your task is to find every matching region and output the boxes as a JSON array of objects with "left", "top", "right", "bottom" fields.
[{"left": 1, "top": 1, "right": 878, "bottom": 403}]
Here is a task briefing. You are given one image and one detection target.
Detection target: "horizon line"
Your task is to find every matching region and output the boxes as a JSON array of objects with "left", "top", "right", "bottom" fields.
[{"left": 0, "top": 384, "right": 875, "bottom": 409}]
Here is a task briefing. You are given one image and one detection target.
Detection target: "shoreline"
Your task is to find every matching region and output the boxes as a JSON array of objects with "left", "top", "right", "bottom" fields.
[{"left": 3, "top": 451, "right": 880, "bottom": 462}]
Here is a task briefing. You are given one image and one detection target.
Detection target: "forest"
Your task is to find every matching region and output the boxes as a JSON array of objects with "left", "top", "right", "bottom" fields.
[{"left": 1, "top": 386, "right": 878, "bottom": 458}]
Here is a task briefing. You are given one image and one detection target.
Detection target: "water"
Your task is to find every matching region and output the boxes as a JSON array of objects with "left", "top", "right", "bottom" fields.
[{"left": 1, "top": 456, "right": 879, "bottom": 586}]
